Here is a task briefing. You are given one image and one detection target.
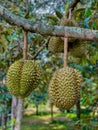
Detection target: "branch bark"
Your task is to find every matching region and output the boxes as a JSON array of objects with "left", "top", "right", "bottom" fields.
[
  {"left": 0, "top": 5, "right": 98, "bottom": 41},
  {"left": 14, "top": 99, "right": 23, "bottom": 130},
  {"left": 11, "top": 96, "right": 18, "bottom": 130}
]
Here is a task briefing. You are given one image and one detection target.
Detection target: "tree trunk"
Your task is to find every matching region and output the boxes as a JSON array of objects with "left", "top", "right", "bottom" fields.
[
  {"left": 11, "top": 96, "right": 18, "bottom": 130},
  {"left": 1, "top": 112, "right": 7, "bottom": 130},
  {"left": 50, "top": 104, "right": 53, "bottom": 121},
  {"left": 1, "top": 78, "right": 7, "bottom": 130},
  {"left": 76, "top": 100, "right": 81, "bottom": 120},
  {"left": 36, "top": 104, "right": 39, "bottom": 115},
  {"left": 14, "top": 99, "right": 23, "bottom": 130}
]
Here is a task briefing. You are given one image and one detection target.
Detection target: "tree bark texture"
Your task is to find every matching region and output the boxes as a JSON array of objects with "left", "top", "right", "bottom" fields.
[
  {"left": 14, "top": 99, "right": 23, "bottom": 130},
  {"left": 11, "top": 96, "right": 18, "bottom": 130},
  {"left": 50, "top": 104, "right": 54, "bottom": 121},
  {"left": 0, "top": 5, "right": 98, "bottom": 41},
  {"left": 36, "top": 104, "right": 39, "bottom": 115},
  {"left": 76, "top": 100, "right": 81, "bottom": 120},
  {"left": 2, "top": 112, "right": 7, "bottom": 130}
]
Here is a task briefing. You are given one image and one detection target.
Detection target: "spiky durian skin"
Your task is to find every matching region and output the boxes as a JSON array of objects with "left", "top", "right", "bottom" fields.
[
  {"left": 73, "top": 69, "right": 83, "bottom": 99},
  {"left": 6, "top": 61, "right": 22, "bottom": 97},
  {"left": 69, "top": 40, "right": 88, "bottom": 58},
  {"left": 48, "top": 36, "right": 64, "bottom": 53},
  {"left": 6, "top": 60, "right": 41, "bottom": 98},
  {"left": 48, "top": 67, "right": 82, "bottom": 110}
]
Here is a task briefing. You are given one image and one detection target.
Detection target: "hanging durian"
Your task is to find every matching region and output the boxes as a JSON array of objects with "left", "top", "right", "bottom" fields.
[
  {"left": 48, "top": 36, "right": 64, "bottom": 53},
  {"left": 48, "top": 67, "right": 82, "bottom": 110},
  {"left": 48, "top": 16, "right": 77, "bottom": 54},
  {"left": 6, "top": 60, "right": 41, "bottom": 98},
  {"left": 69, "top": 40, "right": 88, "bottom": 58}
]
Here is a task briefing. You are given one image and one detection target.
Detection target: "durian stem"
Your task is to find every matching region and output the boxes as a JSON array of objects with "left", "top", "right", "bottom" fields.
[
  {"left": 64, "top": 37, "right": 68, "bottom": 67},
  {"left": 64, "top": 7, "right": 69, "bottom": 67},
  {"left": 64, "top": 37, "right": 69, "bottom": 113},
  {"left": 68, "top": 9, "right": 72, "bottom": 20}
]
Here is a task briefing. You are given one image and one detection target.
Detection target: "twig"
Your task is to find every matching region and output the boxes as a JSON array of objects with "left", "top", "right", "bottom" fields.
[
  {"left": 27, "top": 38, "right": 50, "bottom": 59},
  {"left": 66, "top": 0, "right": 81, "bottom": 18}
]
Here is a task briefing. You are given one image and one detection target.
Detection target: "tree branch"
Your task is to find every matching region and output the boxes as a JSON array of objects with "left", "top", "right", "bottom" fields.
[
  {"left": 27, "top": 45, "right": 46, "bottom": 59},
  {"left": 0, "top": 5, "right": 98, "bottom": 41}
]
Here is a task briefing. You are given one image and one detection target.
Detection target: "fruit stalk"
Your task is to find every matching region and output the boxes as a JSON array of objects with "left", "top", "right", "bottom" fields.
[{"left": 64, "top": 37, "right": 68, "bottom": 67}]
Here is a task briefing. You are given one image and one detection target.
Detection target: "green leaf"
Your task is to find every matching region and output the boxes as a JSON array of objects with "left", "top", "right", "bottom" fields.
[
  {"left": 1, "top": 61, "right": 6, "bottom": 65},
  {"left": 45, "top": 15, "right": 59, "bottom": 22},
  {"left": 85, "top": 8, "right": 92, "bottom": 17},
  {"left": 55, "top": 10, "right": 63, "bottom": 19}
]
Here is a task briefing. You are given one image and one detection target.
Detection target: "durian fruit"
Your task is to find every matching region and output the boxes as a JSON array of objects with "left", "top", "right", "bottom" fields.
[
  {"left": 48, "top": 17, "right": 87, "bottom": 58},
  {"left": 48, "top": 67, "right": 82, "bottom": 110},
  {"left": 73, "top": 69, "right": 83, "bottom": 99},
  {"left": 60, "top": 17, "right": 77, "bottom": 42},
  {"left": 48, "top": 18, "right": 79, "bottom": 54},
  {"left": 6, "top": 60, "right": 41, "bottom": 98},
  {"left": 48, "top": 37, "right": 88, "bottom": 58},
  {"left": 69, "top": 40, "right": 88, "bottom": 58},
  {"left": 48, "top": 36, "right": 64, "bottom": 53}
]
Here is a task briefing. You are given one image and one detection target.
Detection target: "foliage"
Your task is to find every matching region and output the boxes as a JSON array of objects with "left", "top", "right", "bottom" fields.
[{"left": 0, "top": 0, "right": 98, "bottom": 129}]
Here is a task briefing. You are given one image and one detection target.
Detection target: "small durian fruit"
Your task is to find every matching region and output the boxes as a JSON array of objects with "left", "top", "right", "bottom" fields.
[
  {"left": 69, "top": 40, "right": 88, "bottom": 58},
  {"left": 48, "top": 67, "right": 82, "bottom": 110},
  {"left": 48, "top": 36, "right": 64, "bottom": 53},
  {"left": 6, "top": 60, "right": 41, "bottom": 98}
]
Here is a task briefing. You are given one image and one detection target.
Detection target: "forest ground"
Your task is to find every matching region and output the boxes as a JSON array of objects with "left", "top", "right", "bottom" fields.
[
  {"left": 0, "top": 103, "right": 98, "bottom": 130},
  {"left": 21, "top": 104, "right": 97, "bottom": 130},
  {"left": 21, "top": 104, "right": 75, "bottom": 130}
]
